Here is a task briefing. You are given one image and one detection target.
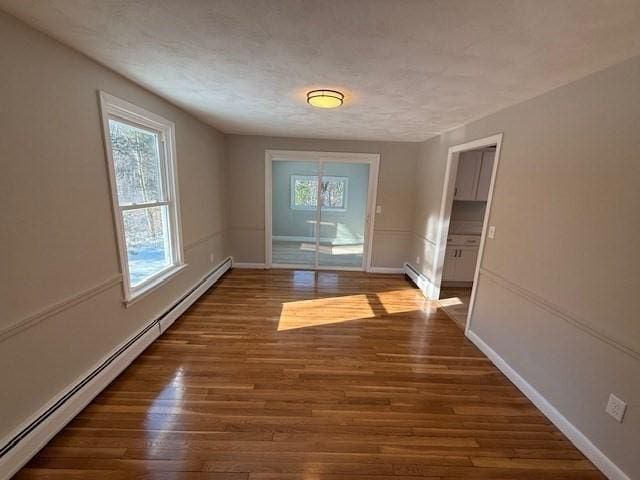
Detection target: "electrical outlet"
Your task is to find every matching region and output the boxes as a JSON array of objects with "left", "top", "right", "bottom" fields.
[
  {"left": 209, "top": 253, "right": 215, "bottom": 264},
  {"left": 488, "top": 225, "right": 496, "bottom": 239},
  {"left": 606, "top": 393, "right": 627, "bottom": 422},
  {"left": 376, "top": 205, "right": 382, "bottom": 214}
]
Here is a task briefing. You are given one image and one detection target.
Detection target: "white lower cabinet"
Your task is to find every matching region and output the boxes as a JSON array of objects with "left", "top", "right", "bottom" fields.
[{"left": 442, "top": 236, "right": 480, "bottom": 282}]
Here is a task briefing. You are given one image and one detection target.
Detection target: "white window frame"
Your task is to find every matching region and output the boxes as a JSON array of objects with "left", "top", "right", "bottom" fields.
[
  {"left": 99, "top": 91, "right": 185, "bottom": 305},
  {"left": 290, "top": 175, "right": 349, "bottom": 212}
]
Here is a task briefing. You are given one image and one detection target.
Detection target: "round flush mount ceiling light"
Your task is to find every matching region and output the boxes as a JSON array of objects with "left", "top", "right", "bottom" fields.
[{"left": 307, "top": 89, "right": 344, "bottom": 108}]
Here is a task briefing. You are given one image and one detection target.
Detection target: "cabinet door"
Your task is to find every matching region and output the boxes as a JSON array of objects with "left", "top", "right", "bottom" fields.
[
  {"left": 442, "top": 247, "right": 458, "bottom": 281},
  {"left": 454, "top": 151, "right": 482, "bottom": 200},
  {"left": 455, "top": 246, "right": 479, "bottom": 281},
  {"left": 475, "top": 151, "right": 495, "bottom": 201}
]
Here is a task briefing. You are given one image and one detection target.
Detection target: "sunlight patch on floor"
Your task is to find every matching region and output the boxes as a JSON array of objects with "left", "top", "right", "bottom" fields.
[
  {"left": 438, "top": 296, "right": 463, "bottom": 307},
  {"left": 375, "top": 289, "right": 426, "bottom": 314},
  {"left": 278, "top": 294, "right": 375, "bottom": 331},
  {"left": 299, "top": 242, "right": 364, "bottom": 255}
]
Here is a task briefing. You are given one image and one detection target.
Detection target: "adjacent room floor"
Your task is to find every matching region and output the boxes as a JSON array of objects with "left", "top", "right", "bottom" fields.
[
  {"left": 439, "top": 286, "right": 473, "bottom": 330},
  {"left": 272, "top": 240, "right": 364, "bottom": 267},
  {"left": 15, "top": 269, "right": 604, "bottom": 479}
]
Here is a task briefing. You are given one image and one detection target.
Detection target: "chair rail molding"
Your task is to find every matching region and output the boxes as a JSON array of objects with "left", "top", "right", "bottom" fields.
[{"left": 0, "top": 274, "right": 123, "bottom": 342}]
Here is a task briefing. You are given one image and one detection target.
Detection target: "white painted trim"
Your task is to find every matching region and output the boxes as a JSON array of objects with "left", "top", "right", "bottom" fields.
[
  {"left": 232, "top": 262, "right": 267, "bottom": 269},
  {"left": 265, "top": 149, "right": 380, "bottom": 163},
  {"left": 264, "top": 150, "right": 380, "bottom": 272},
  {"left": 464, "top": 136, "right": 503, "bottom": 335},
  {"left": 367, "top": 267, "right": 404, "bottom": 274},
  {"left": 98, "top": 91, "right": 185, "bottom": 303},
  {"left": 0, "top": 275, "right": 122, "bottom": 342},
  {"left": 466, "top": 329, "right": 631, "bottom": 480},
  {"left": 265, "top": 153, "right": 273, "bottom": 268},
  {"left": 0, "top": 258, "right": 232, "bottom": 480},
  {"left": 403, "top": 263, "right": 438, "bottom": 300},
  {"left": 428, "top": 133, "right": 503, "bottom": 329},
  {"left": 480, "top": 268, "right": 640, "bottom": 360},
  {"left": 123, "top": 263, "right": 188, "bottom": 308}
]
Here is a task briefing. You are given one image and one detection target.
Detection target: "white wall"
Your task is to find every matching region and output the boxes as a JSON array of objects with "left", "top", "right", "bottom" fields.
[
  {"left": 0, "top": 11, "right": 230, "bottom": 445},
  {"left": 409, "top": 55, "right": 640, "bottom": 478},
  {"left": 226, "top": 135, "right": 419, "bottom": 267}
]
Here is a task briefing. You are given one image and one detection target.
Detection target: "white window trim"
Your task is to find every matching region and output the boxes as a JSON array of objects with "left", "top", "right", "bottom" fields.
[
  {"left": 98, "top": 91, "right": 185, "bottom": 305},
  {"left": 290, "top": 174, "right": 349, "bottom": 212}
]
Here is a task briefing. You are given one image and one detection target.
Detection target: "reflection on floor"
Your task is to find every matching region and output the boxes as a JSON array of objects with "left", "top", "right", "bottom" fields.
[
  {"left": 272, "top": 239, "right": 363, "bottom": 267},
  {"left": 439, "top": 286, "right": 472, "bottom": 329},
  {"left": 16, "top": 269, "right": 603, "bottom": 479}
]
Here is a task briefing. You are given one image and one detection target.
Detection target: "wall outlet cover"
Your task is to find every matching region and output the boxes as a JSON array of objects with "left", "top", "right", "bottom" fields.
[
  {"left": 605, "top": 393, "right": 627, "bottom": 422},
  {"left": 488, "top": 225, "right": 496, "bottom": 239}
]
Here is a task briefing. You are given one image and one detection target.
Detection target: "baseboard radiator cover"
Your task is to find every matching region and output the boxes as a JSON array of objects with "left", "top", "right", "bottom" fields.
[
  {"left": 0, "top": 256, "right": 232, "bottom": 480},
  {"left": 403, "top": 262, "right": 437, "bottom": 299}
]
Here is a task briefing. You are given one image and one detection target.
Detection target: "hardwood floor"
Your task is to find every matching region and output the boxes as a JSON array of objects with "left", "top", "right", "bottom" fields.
[
  {"left": 15, "top": 269, "right": 604, "bottom": 479},
  {"left": 439, "top": 287, "right": 473, "bottom": 330}
]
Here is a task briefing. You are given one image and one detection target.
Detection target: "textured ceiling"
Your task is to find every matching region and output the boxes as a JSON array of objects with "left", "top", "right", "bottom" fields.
[{"left": 3, "top": 0, "right": 640, "bottom": 141}]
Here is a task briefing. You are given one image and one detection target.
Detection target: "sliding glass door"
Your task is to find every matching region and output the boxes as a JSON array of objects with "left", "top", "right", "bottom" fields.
[
  {"left": 267, "top": 151, "right": 378, "bottom": 271},
  {"left": 317, "top": 161, "right": 369, "bottom": 268},
  {"left": 270, "top": 160, "right": 318, "bottom": 267}
]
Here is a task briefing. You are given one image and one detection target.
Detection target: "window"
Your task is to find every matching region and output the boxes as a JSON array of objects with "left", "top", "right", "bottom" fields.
[
  {"left": 291, "top": 175, "right": 348, "bottom": 211},
  {"left": 100, "top": 92, "right": 184, "bottom": 303}
]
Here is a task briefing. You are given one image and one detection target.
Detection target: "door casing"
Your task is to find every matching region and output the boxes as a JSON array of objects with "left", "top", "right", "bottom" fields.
[{"left": 265, "top": 150, "right": 380, "bottom": 271}]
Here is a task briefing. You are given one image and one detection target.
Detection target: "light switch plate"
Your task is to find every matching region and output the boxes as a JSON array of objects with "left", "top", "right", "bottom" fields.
[
  {"left": 488, "top": 225, "right": 496, "bottom": 239},
  {"left": 606, "top": 393, "right": 627, "bottom": 422},
  {"left": 376, "top": 205, "right": 382, "bottom": 214}
]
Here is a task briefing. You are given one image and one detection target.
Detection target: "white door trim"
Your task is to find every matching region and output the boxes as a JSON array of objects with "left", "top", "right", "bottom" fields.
[
  {"left": 264, "top": 150, "right": 380, "bottom": 271},
  {"left": 430, "top": 134, "right": 503, "bottom": 333}
]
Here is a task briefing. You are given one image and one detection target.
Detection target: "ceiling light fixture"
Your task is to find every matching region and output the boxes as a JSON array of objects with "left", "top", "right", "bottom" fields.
[{"left": 307, "top": 89, "right": 344, "bottom": 108}]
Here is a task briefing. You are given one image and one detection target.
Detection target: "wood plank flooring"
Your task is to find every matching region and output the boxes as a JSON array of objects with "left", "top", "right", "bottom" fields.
[{"left": 15, "top": 269, "right": 604, "bottom": 479}]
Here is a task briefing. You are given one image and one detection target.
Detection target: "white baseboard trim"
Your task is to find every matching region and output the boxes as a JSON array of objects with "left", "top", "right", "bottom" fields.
[
  {"left": 466, "top": 329, "right": 630, "bottom": 480},
  {"left": 367, "top": 267, "right": 404, "bottom": 274},
  {"left": 232, "top": 262, "right": 267, "bottom": 269},
  {"left": 0, "top": 257, "right": 232, "bottom": 480},
  {"left": 403, "top": 263, "right": 438, "bottom": 299}
]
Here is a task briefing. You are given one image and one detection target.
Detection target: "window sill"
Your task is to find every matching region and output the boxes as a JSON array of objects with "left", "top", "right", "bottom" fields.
[{"left": 124, "top": 263, "right": 188, "bottom": 308}]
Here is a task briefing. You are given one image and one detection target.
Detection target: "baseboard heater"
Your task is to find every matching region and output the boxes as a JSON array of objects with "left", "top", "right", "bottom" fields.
[
  {"left": 0, "top": 256, "right": 232, "bottom": 479},
  {"left": 403, "top": 262, "right": 421, "bottom": 282},
  {"left": 403, "top": 262, "right": 437, "bottom": 300}
]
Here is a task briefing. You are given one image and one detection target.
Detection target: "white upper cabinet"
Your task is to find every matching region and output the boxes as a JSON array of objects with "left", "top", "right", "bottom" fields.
[
  {"left": 454, "top": 150, "right": 494, "bottom": 202},
  {"left": 475, "top": 151, "right": 495, "bottom": 201},
  {"left": 454, "top": 151, "right": 482, "bottom": 200}
]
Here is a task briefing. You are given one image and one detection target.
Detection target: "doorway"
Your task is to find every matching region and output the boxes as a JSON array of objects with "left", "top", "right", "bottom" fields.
[
  {"left": 265, "top": 150, "right": 380, "bottom": 271},
  {"left": 432, "top": 134, "right": 503, "bottom": 331}
]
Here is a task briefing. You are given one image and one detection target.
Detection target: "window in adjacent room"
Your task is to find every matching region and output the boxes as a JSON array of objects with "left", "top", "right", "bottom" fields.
[
  {"left": 291, "top": 175, "right": 348, "bottom": 211},
  {"left": 99, "top": 92, "right": 184, "bottom": 303}
]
